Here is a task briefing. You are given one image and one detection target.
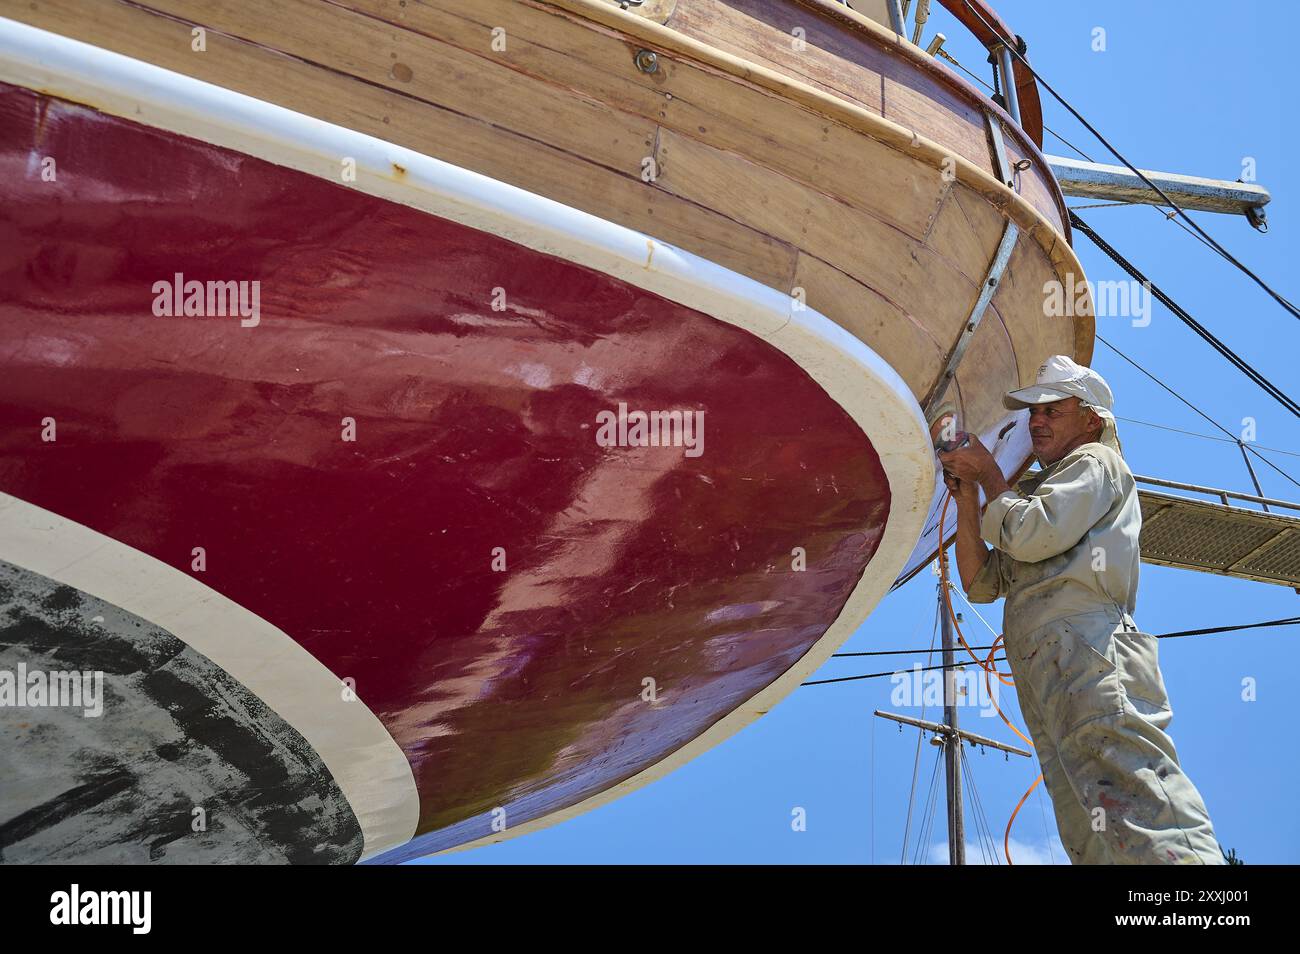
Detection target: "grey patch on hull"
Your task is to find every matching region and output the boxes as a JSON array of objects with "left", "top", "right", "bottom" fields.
[{"left": 0, "top": 561, "right": 362, "bottom": 864}]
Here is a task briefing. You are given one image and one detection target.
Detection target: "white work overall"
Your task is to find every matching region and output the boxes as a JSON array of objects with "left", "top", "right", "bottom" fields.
[{"left": 968, "top": 442, "right": 1224, "bottom": 864}]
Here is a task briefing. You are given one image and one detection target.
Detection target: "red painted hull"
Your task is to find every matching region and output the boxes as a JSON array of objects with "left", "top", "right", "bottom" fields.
[{"left": 0, "top": 83, "right": 898, "bottom": 860}]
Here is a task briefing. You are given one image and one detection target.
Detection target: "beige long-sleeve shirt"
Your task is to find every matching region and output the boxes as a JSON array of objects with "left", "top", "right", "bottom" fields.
[{"left": 966, "top": 441, "right": 1142, "bottom": 638}]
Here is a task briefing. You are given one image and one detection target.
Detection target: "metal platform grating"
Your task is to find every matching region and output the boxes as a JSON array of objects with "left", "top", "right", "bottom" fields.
[{"left": 1136, "top": 477, "right": 1300, "bottom": 589}]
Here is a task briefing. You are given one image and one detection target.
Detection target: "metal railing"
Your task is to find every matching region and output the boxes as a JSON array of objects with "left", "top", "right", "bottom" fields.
[
  {"left": 1132, "top": 474, "right": 1300, "bottom": 514},
  {"left": 841, "top": 0, "right": 1026, "bottom": 126}
]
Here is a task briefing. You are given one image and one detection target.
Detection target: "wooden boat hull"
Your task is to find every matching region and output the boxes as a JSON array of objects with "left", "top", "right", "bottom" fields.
[
  {"left": 0, "top": 0, "right": 1094, "bottom": 862},
  {"left": 0, "top": 0, "right": 1093, "bottom": 581},
  {"left": 0, "top": 36, "right": 935, "bottom": 860}
]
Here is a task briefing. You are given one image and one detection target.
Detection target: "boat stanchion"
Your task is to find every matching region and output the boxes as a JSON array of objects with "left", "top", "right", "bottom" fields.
[
  {"left": 887, "top": 0, "right": 907, "bottom": 36},
  {"left": 994, "top": 43, "right": 1022, "bottom": 125}
]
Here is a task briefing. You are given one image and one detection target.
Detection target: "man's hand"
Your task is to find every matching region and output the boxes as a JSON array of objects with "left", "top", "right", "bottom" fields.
[
  {"left": 941, "top": 434, "right": 998, "bottom": 493},
  {"left": 942, "top": 469, "right": 977, "bottom": 499},
  {"left": 939, "top": 434, "right": 1013, "bottom": 503},
  {"left": 937, "top": 435, "right": 998, "bottom": 592},
  {"left": 938, "top": 435, "right": 996, "bottom": 484}
]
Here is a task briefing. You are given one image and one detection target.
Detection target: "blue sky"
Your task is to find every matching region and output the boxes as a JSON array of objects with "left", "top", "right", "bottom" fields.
[{"left": 420, "top": 0, "right": 1298, "bottom": 864}]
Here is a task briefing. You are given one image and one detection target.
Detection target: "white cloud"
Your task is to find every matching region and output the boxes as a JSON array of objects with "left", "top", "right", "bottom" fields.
[{"left": 926, "top": 835, "right": 1067, "bottom": 865}]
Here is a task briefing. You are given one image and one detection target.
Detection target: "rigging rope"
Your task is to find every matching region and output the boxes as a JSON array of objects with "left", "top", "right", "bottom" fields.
[
  {"left": 1096, "top": 336, "right": 1300, "bottom": 490},
  {"left": 936, "top": 29, "right": 1262, "bottom": 261},
  {"left": 1070, "top": 212, "right": 1300, "bottom": 418},
  {"left": 960, "top": 744, "right": 1001, "bottom": 864},
  {"left": 818, "top": 614, "right": 1299, "bottom": 672},
  {"left": 900, "top": 596, "right": 941, "bottom": 862},
  {"left": 1113, "top": 416, "right": 1300, "bottom": 459},
  {"left": 960, "top": 0, "right": 1300, "bottom": 324}
]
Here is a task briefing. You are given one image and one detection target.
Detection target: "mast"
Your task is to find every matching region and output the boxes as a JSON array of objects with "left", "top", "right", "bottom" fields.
[
  {"left": 875, "top": 569, "right": 1032, "bottom": 864},
  {"left": 940, "top": 581, "right": 965, "bottom": 864}
]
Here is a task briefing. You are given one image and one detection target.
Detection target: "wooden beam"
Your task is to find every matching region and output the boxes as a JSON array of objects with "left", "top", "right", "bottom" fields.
[{"left": 1046, "top": 155, "right": 1272, "bottom": 217}]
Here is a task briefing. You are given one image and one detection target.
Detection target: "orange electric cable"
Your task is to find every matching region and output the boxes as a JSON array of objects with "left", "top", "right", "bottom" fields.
[{"left": 1005, "top": 772, "right": 1045, "bottom": 866}]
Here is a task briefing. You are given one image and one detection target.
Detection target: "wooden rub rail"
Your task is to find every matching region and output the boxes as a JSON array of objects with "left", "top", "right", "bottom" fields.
[{"left": 1135, "top": 475, "right": 1300, "bottom": 590}]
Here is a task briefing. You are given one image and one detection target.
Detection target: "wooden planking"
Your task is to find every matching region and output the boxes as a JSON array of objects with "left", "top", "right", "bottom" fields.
[
  {"left": 672, "top": 0, "right": 993, "bottom": 178},
  {"left": 999, "top": 124, "right": 1064, "bottom": 235},
  {"left": 0, "top": 0, "right": 798, "bottom": 291},
  {"left": 339, "top": 0, "right": 944, "bottom": 241},
  {"left": 925, "top": 185, "right": 1079, "bottom": 392},
  {"left": 2, "top": 0, "right": 1090, "bottom": 407},
  {"left": 1037, "top": 230, "right": 1096, "bottom": 365},
  {"left": 662, "top": 0, "right": 1065, "bottom": 243},
  {"left": 295, "top": 0, "right": 675, "bottom": 132},
  {"left": 790, "top": 180, "right": 1024, "bottom": 428},
  {"left": 952, "top": 303, "right": 1020, "bottom": 433},
  {"left": 664, "top": 0, "right": 1064, "bottom": 233},
  {"left": 878, "top": 58, "right": 992, "bottom": 185},
  {"left": 655, "top": 127, "right": 979, "bottom": 347},
  {"left": 343, "top": 0, "right": 1076, "bottom": 326},
  {"left": 122, "top": 0, "right": 657, "bottom": 174},
  {"left": 992, "top": 237, "right": 1078, "bottom": 385},
  {"left": 547, "top": 0, "right": 1077, "bottom": 265},
  {"left": 665, "top": 0, "right": 887, "bottom": 116},
  {"left": 792, "top": 253, "right": 943, "bottom": 398},
  {"left": 135, "top": 0, "right": 955, "bottom": 260},
  {"left": 922, "top": 182, "right": 1004, "bottom": 291},
  {"left": 922, "top": 183, "right": 1023, "bottom": 429}
]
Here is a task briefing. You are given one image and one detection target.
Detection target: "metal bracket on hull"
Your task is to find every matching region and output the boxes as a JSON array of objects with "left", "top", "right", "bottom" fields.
[
  {"left": 922, "top": 220, "right": 1019, "bottom": 421},
  {"left": 985, "top": 110, "right": 1015, "bottom": 189}
]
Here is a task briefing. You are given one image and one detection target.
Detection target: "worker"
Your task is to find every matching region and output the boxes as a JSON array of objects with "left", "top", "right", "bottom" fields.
[{"left": 937, "top": 355, "right": 1225, "bottom": 864}]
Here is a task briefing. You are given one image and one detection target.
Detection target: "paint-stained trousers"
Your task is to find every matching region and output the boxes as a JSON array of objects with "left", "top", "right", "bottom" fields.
[{"left": 1007, "top": 608, "right": 1225, "bottom": 864}]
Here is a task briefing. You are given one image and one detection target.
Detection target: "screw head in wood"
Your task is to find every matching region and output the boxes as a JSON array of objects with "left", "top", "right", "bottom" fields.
[{"left": 634, "top": 49, "right": 659, "bottom": 74}]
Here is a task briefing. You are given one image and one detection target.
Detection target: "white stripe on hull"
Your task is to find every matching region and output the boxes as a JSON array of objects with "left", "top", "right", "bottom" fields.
[{"left": 0, "top": 493, "right": 420, "bottom": 860}]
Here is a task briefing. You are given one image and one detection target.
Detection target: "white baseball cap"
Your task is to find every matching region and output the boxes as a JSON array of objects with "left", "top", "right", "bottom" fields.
[{"left": 1004, "top": 354, "right": 1123, "bottom": 455}]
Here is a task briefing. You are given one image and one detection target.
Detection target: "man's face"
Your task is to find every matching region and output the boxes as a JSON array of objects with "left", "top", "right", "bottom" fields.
[{"left": 1028, "top": 396, "right": 1100, "bottom": 465}]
